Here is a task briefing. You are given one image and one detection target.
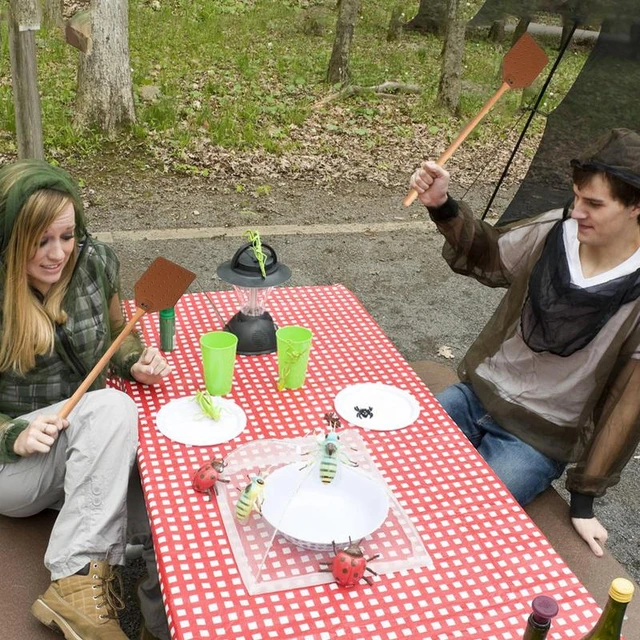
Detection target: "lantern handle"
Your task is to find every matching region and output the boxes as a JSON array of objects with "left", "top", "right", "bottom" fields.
[{"left": 230, "top": 242, "right": 279, "bottom": 274}]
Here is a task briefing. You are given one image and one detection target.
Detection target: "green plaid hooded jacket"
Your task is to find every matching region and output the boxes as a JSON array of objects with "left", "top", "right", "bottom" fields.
[{"left": 0, "top": 238, "right": 144, "bottom": 463}]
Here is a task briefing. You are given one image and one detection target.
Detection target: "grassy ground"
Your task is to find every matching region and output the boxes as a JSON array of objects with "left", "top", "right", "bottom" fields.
[{"left": 0, "top": 0, "right": 590, "bottom": 186}]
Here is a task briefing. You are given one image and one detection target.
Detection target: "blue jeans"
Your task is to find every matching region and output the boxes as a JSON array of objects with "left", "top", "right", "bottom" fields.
[{"left": 436, "top": 382, "right": 566, "bottom": 506}]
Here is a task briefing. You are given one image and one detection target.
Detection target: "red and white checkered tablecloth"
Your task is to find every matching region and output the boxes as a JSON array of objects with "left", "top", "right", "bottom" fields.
[{"left": 122, "top": 284, "right": 602, "bottom": 640}]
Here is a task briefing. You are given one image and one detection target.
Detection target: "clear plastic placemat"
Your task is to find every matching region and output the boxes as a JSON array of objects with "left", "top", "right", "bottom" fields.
[{"left": 217, "top": 428, "right": 433, "bottom": 595}]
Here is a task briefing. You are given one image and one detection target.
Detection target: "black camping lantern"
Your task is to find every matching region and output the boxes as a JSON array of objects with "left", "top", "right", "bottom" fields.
[{"left": 216, "top": 240, "right": 291, "bottom": 355}]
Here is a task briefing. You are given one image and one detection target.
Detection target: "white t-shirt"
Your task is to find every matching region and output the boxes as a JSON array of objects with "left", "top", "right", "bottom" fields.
[{"left": 563, "top": 218, "right": 640, "bottom": 287}]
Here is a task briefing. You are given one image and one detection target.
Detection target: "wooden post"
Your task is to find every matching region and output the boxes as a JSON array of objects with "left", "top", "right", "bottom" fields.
[{"left": 8, "top": 0, "right": 44, "bottom": 160}]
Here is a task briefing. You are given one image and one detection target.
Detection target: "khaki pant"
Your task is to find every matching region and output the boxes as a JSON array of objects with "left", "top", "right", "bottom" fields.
[{"left": 0, "top": 388, "right": 169, "bottom": 639}]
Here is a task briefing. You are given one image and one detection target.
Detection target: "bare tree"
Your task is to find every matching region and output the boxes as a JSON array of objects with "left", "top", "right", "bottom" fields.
[
  {"left": 43, "top": 0, "right": 64, "bottom": 29},
  {"left": 437, "top": 0, "right": 466, "bottom": 112},
  {"left": 327, "top": 0, "right": 359, "bottom": 84},
  {"left": 74, "top": 0, "right": 135, "bottom": 135},
  {"left": 387, "top": 6, "right": 405, "bottom": 42},
  {"left": 403, "top": 0, "right": 447, "bottom": 35},
  {"left": 511, "top": 15, "right": 531, "bottom": 46}
]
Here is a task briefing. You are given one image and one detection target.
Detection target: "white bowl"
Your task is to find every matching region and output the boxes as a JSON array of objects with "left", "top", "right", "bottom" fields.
[{"left": 261, "top": 462, "right": 389, "bottom": 552}]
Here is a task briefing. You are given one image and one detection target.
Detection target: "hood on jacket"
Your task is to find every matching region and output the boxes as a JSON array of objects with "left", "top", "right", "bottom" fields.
[{"left": 0, "top": 159, "right": 87, "bottom": 258}]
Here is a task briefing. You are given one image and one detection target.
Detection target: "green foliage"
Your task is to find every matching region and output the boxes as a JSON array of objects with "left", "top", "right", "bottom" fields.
[{"left": 0, "top": 0, "right": 590, "bottom": 171}]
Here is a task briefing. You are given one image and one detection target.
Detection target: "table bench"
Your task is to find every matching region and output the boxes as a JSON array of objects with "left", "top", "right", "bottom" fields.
[{"left": 2, "top": 359, "right": 638, "bottom": 639}]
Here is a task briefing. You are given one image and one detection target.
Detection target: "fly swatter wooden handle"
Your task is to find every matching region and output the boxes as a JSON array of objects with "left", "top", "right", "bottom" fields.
[
  {"left": 403, "top": 82, "right": 511, "bottom": 207},
  {"left": 58, "top": 307, "right": 146, "bottom": 419}
]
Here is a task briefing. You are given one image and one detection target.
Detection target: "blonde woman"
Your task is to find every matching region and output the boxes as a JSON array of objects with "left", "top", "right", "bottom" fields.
[{"left": 0, "top": 160, "right": 170, "bottom": 640}]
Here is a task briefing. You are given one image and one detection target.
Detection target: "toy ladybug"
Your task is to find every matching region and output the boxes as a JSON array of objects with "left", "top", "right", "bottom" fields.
[
  {"left": 192, "top": 458, "right": 229, "bottom": 500},
  {"left": 320, "top": 538, "right": 380, "bottom": 588}
]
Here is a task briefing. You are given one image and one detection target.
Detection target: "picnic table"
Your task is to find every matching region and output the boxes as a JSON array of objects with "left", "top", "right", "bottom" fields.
[{"left": 121, "top": 284, "right": 605, "bottom": 640}]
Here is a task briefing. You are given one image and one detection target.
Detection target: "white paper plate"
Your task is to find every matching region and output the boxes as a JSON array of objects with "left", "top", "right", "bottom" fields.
[
  {"left": 334, "top": 383, "right": 420, "bottom": 431},
  {"left": 155, "top": 395, "right": 247, "bottom": 446},
  {"left": 261, "top": 463, "right": 389, "bottom": 552}
]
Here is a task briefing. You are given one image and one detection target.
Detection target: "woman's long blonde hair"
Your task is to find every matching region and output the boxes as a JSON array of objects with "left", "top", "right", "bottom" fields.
[{"left": 0, "top": 189, "right": 78, "bottom": 375}]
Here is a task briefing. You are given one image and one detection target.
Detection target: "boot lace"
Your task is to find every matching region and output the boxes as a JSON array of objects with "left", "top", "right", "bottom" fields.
[{"left": 92, "top": 564, "right": 126, "bottom": 621}]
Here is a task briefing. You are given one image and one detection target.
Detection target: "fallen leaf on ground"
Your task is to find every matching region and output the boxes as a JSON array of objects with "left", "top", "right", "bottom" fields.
[{"left": 438, "top": 345, "right": 455, "bottom": 359}]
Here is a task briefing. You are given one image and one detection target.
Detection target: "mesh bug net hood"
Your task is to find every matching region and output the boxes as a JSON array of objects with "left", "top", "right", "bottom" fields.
[
  {"left": 570, "top": 128, "right": 640, "bottom": 189},
  {"left": 518, "top": 127, "right": 640, "bottom": 356}
]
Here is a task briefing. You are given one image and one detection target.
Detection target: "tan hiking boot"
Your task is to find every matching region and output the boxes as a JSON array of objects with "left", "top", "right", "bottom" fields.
[{"left": 31, "top": 560, "right": 127, "bottom": 639}]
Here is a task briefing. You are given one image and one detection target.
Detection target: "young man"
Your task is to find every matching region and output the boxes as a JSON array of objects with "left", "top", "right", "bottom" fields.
[{"left": 410, "top": 128, "right": 640, "bottom": 557}]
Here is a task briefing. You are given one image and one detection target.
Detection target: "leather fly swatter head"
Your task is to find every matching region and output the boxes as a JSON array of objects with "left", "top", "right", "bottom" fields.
[
  {"left": 57, "top": 257, "right": 196, "bottom": 420},
  {"left": 502, "top": 32, "right": 548, "bottom": 89},
  {"left": 134, "top": 257, "right": 197, "bottom": 313},
  {"left": 402, "top": 32, "right": 548, "bottom": 207}
]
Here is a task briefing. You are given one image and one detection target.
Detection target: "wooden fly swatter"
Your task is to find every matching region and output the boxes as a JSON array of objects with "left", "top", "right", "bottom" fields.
[
  {"left": 59, "top": 257, "right": 196, "bottom": 419},
  {"left": 403, "top": 32, "right": 548, "bottom": 207}
]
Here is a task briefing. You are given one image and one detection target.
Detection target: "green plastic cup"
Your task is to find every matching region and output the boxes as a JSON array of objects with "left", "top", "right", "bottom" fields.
[
  {"left": 276, "top": 326, "right": 313, "bottom": 390},
  {"left": 200, "top": 331, "right": 238, "bottom": 396}
]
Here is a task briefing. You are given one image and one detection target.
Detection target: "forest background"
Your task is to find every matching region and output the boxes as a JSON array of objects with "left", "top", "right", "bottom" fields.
[{"left": 1, "top": 0, "right": 589, "bottom": 192}]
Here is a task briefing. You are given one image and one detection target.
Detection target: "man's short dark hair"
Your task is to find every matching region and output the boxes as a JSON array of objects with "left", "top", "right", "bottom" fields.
[{"left": 572, "top": 166, "right": 640, "bottom": 209}]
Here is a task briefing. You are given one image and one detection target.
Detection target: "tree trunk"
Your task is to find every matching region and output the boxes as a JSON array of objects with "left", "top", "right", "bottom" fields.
[
  {"left": 488, "top": 19, "right": 505, "bottom": 43},
  {"left": 74, "top": 0, "right": 135, "bottom": 135},
  {"left": 326, "top": 0, "right": 359, "bottom": 85},
  {"left": 43, "top": 0, "right": 64, "bottom": 29},
  {"left": 437, "top": 0, "right": 466, "bottom": 113},
  {"left": 511, "top": 16, "right": 531, "bottom": 47},
  {"left": 387, "top": 5, "right": 404, "bottom": 42},
  {"left": 403, "top": 0, "right": 447, "bottom": 35},
  {"left": 8, "top": 0, "right": 44, "bottom": 159}
]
